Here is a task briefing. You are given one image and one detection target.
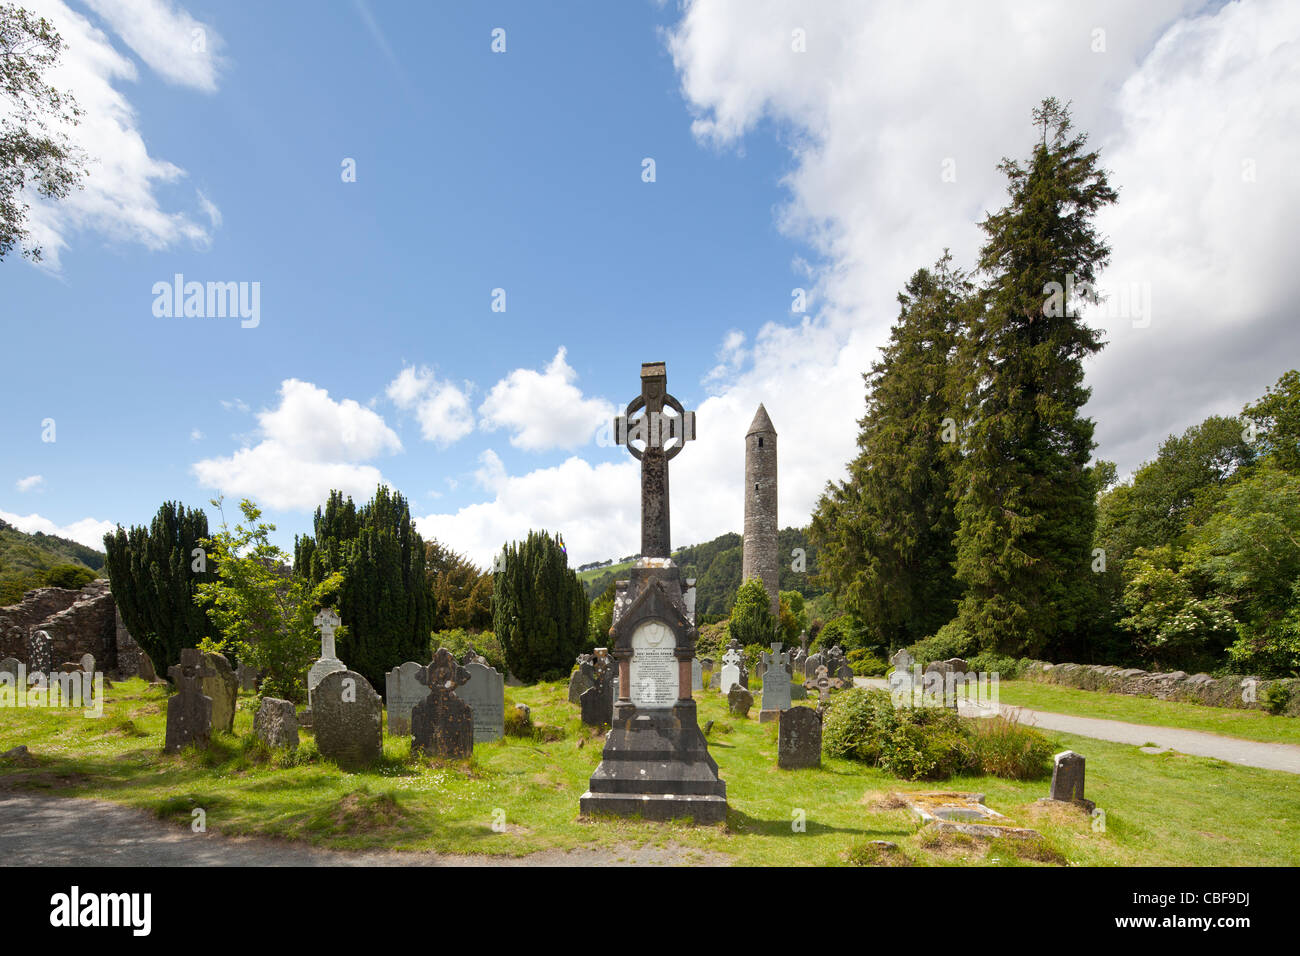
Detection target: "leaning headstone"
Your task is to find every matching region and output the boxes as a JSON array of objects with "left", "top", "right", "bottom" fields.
[
  {"left": 692, "top": 657, "right": 704, "bottom": 692},
  {"left": 253, "top": 698, "right": 299, "bottom": 751},
  {"left": 719, "top": 646, "right": 742, "bottom": 695},
  {"left": 455, "top": 661, "right": 505, "bottom": 743},
  {"left": 203, "top": 652, "right": 238, "bottom": 733},
  {"left": 385, "top": 661, "right": 429, "bottom": 735},
  {"left": 164, "top": 650, "right": 212, "bottom": 754},
  {"left": 411, "top": 649, "right": 474, "bottom": 758},
  {"left": 307, "top": 608, "right": 346, "bottom": 706},
  {"left": 777, "top": 706, "right": 822, "bottom": 770},
  {"left": 568, "top": 655, "right": 597, "bottom": 704},
  {"left": 727, "top": 684, "right": 753, "bottom": 718},
  {"left": 312, "top": 669, "right": 383, "bottom": 766},
  {"left": 758, "top": 644, "right": 793, "bottom": 723},
  {"left": 1045, "top": 750, "right": 1095, "bottom": 812}
]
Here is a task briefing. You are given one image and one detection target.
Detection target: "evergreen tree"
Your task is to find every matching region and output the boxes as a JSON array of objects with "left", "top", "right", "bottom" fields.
[
  {"left": 295, "top": 486, "right": 430, "bottom": 691},
  {"left": 730, "top": 577, "right": 776, "bottom": 646},
  {"left": 949, "top": 98, "right": 1118, "bottom": 658},
  {"left": 102, "top": 501, "right": 212, "bottom": 673},
  {"left": 426, "top": 538, "right": 493, "bottom": 631},
  {"left": 491, "top": 530, "right": 588, "bottom": 682},
  {"left": 810, "top": 252, "right": 969, "bottom": 649}
]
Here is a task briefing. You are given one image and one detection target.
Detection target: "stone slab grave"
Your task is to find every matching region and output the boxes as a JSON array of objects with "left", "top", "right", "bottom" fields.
[
  {"left": 254, "top": 698, "right": 299, "bottom": 751},
  {"left": 164, "top": 649, "right": 213, "bottom": 754},
  {"left": 758, "top": 643, "right": 792, "bottom": 723},
  {"left": 777, "top": 705, "right": 821, "bottom": 769},
  {"left": 579, "top": 648, "right": 614, "bottom": 726},
  {"left": 385, "top": 661, "right": 429, "bottom": 736},
  {"left": 307, "top": 608, "right": 346, "bottom": 707},
  {"left": 411, "top": 649, "right": 474, "bottom": 758},
  {"left": 1037, "top": 750, "right": 1096, "bottom": 813},
  {"left": 455, "top": 660, "right": 504, "bottom": 743},
  {"left": 904, "top": 792, "right": 1042, "bottom": 840},
  {"left": 580, "top": 361, "right": 726, "bottom": 824},
  {"left": 727, "top": 684, "right": 753, "bottom": 718},
  {"left": 312, "top": 669, "right": 383, "bottom": 766}
]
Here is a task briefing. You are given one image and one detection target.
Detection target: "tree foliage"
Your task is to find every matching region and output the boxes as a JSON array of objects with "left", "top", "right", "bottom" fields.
[
  {"left": 294, "top": 486, "right": 431, "bottom": 691},
  {"left": 426, "top": 538, "right": 492, "bottom": 632},
  {"left": 491, "top": 530, "right": 588, "bottom": 682},
  {"left": 730, "top": 577, "right": 776, "bottom": 647},
  {"left": 0, "top": 2, "right": 86, "bottom": 261},
  {"left": 102, "top": 501, "right": 213, "bottom": 675}
]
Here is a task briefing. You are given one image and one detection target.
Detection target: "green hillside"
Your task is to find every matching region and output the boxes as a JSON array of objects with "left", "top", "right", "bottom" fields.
[{"left": 0, "top": 519, "right": 105, "bottom": 605}]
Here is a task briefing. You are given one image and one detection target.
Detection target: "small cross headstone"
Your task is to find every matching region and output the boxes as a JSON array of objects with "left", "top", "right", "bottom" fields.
[
  {"left": 307, "top": 608, "right": 346, "bottom": 705},
  {"left": 313, "top": 669, "right": 383, "bottom": 766},
  {"left": 164, "top": 649, "right": 213, "bottom": 754},
  {"left": 777, "top": 706, "right": 822, "bottom": 770},
  {"left": 455, "top": 660, "right": 505, "bottom": 743},
  {"left": 411, "top": 649, "right": 474, "bottom": 758},
  {"left": 385, "top": 661, "right": 430, "bottom": 735},
  {"left": 719, "top": 647, "right": 742, "bottom": 695}
]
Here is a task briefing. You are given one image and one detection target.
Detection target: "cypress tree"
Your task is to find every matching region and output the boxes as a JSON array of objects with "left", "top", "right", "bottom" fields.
[
  {"left": 491, "top": 530, "right": 588, "bottom": 682},
  {"left": 810, "top": 252, "right": 969, "bottom": 649},
  {"left": 950, "top": 98, "right": 1118, "bottom": 657},
  {"left": 102, "top": 501, "right": 213, "bottom": 673}
]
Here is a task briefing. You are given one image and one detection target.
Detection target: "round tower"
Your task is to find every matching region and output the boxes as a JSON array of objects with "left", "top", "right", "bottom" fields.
[{"left": 743, "top": 404, "right": 780, "bottom": 619}]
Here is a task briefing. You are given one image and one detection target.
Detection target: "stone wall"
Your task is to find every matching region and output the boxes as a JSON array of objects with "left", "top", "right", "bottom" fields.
[
  {"left": 1021, "top": 660, "right": 1300, "bottom": 717},
  {"left": 0, "top": 578, "right": 155, "bottom": 679}
]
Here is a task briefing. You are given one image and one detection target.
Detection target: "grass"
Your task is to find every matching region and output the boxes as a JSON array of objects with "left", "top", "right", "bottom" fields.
[
  {"left": 994, "top": 680, "right": 1300, "bottom": 746},
  {"left": 1, "top": 678, "right": 1297, "bottom": 865}
]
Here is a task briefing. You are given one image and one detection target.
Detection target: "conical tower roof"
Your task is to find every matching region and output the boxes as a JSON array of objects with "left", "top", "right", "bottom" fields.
[{"left": 746, "top": 403, "right": 776, "bottom": 437}]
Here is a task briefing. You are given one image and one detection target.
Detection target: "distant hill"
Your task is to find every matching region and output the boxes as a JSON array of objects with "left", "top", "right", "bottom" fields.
[
  {"left": 0, "top": 519, "right": 105, "bottom": 605},
  {"left": 579, "top": 527, "right": 823, "bottom": 616}
]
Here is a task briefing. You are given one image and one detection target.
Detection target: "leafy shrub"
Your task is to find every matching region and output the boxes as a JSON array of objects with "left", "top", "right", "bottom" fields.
[
  {"left": 880, "top": 709, "right": 973, "bottom": 780},
  {"left": 965, "top": 715, "right": 1053, "bottom": 779},
  {"left": 848, "top": 648, "right": 888, "bottom": 676},
  {"left": 730, "top": 577, "right": 777, "bottom": 646},
  {"left": 1262, "top": 683, "right": 1292, "bottom": 716},
  {"left": 908, "top": 619, "right": 977, "bottom": 665},
  {"left": 504, "top": 702, "right": 533, "bottom": 737},
  {"left": 430, "top": 628, "right": 506, "bottom": 675},
  {"left": 815, "top": 613, "right": 869, "bottom": 652},
  {"left": 41, "top": 564, "right": 98, "bottom": 590},
  {"left": 968, "top": 652, "right": 1027, "bottom": 680}
]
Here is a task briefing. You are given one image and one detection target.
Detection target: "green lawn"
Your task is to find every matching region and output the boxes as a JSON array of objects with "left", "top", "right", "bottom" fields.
[
  {"left": 1, "top": 678, "right": 1297, "bottom": 865},
  {"left": 994, "top": 680, "right": 1300, "bottom": 746}
]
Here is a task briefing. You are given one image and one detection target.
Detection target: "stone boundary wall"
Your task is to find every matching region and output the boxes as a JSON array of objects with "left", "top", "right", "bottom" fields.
[
  {"left": 1021, "top": 660, "right": 1300, "bottom": 717},
  {"left": 0, "top": 587, "right": 83, "bottom": 660}
]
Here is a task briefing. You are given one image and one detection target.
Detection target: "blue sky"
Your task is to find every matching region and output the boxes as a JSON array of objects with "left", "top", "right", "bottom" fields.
[{"left": 4, "top": 0, "right": 1298, "bottom": 567}]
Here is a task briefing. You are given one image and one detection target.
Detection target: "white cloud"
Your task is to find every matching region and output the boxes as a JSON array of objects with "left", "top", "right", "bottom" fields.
[
  {"left": 82, "top": 0, "right": 223, "bottom": 91},
  {"left": 0, "top": 509, "right": 115, "bottom": 551},
  {"left": 385, "top": 366, "right": 474, "bottom": 445},
  {"left": 415, "top": 454, "right": 640, "bottom": 568},
  {"left": 16, "top": 0, "right": 220, "bottom": 268},
  {"left": 192, "top": 379, "right": 401, "bottom": 510},
  {"left": 189, "top": 428, "right": 203, "bottom": 441},
  {"left": 478, "top": 348, "right": 616, "bottom": 452},
  {"left": 220, "top": 398, "right": 250, "bottom": 413},
  {"left": 15, "top": 475, "right": 45, "bottom": 493},
  {"left": 196, "top": 189, "right": 222, "bottom": 228}
]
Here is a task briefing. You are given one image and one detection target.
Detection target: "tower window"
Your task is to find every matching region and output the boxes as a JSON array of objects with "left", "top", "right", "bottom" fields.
[
  {"left": 758, "top": 437, "right": 763, "bottom": 448},
  {"left": 755, "top": 484, "right": 759, "bottom": 491}
]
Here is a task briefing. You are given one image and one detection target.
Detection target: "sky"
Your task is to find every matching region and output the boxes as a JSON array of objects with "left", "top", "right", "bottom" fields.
[{"left": 3, "top": 0, "right": 1297, "bottom": 569}]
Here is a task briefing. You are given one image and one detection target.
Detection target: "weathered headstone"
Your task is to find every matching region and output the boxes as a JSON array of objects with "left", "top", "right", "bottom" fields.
[
  {"left": 791, "top": 648, "right": 807, "bottom": 678},
  {"left": 456, "top": 660, "right": 505, "bottom": 743},
  {"left": 307, "top": 608, "right": 346, "bottom": 706},
  {"left": 253, "top": 697, "right": 299, "bottom": 750},
  {"left": 204, "top": 652, "right": 238, "bottom": 733},
  {"left": 164, "top": 649, "right": 213, "bottom": 754},
  {"left": 568, "top": 654, "right": 597, "bottom": 704},
  {"left": 28, "top": 629, "right": 52, "bottom": 675},
  {"left": 727, "top": 684, "right": 753, "bottom": 718},
  {"left": 0, "top": 658, "right": 20, "bottom": 680},
  {"left": 777, "top": 706, "right": 822, "bottom": 769},
  {"left": 826, "top": 645, "right": 854, "bottom": 682},
  {"left": 384, "top": 661, "right": 429, "bottom": 735},
  {"left": 758, "top": 643, "right": 792, "bottom": 723},
  {"left": 411, "top": 649, "right": 474, "bottom": 758},
  {"left": 691, "top": 656, "right": 704, "bottom": 692},
  {"left": 719, "top": 646, "right": 743, "bottom": 695},
  {"left": 236, "top": 661, "right": 259, "bottom": 692},
  {"left": 580, "top": 683, "right": 612, "bottom": 726},
  {"left": 312, "top": 669, "right": 382, "bottom": 766},
  {"left": 1047, "top": 750, "right": 1094, "bottom": 811}
]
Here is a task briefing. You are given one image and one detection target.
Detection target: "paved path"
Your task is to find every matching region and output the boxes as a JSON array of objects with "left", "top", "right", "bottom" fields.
[
  {"left": 854, "top": 677, "right": 1300, "bottom": 774},
  {"left": 0, "top": 794, "right": 723, "bottom": 867}
]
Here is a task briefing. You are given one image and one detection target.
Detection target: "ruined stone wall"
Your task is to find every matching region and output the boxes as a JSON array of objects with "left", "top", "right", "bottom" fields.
[
  {"left": 1022, "top": 660, "right": 1300, "bottom": 717},
  {"left": 0, "top": 578, "right": 154, "bottom": 678},
  {"left": 0, "top": 587, "right": 82, "bottom": 660}
]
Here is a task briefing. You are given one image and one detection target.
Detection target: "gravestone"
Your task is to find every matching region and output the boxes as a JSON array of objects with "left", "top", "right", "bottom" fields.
[
  {"left": 727, "top": 684, "right": 753, "bottom": 718},
  {"left": 719, "top": 647, "right": 743, "bottom": 695},
  {"left": 385, "top": 661, "right": 429, "bottom": 735},
  {"left": 568, "top": 654, "right": 597, "bottom": 704},
  {"left": 777, "top": 706, "right": 822, "bottom": 769},
  {"left": 28, "top": 629, "right": 52, "bottom": 675},
  {"left": 236, "top": 662, "right": 259, "bottom": 692},
  {"left": 580, "top": 361, "right": 726, "bottom": 824},
  {"left": 312, "top": 669, "right": 382, "bottom": 766},
  {"left": 1045, "top": 750, "right": 1095, "bottom": 812},
  {"left": 0, "top": 658, "right": 20, "bottom": 680},
  {"left": 804, "top": 651, "right": 824, "bottom": 678},
  {"left": 307, "top": 608, "right": 346, "bottom": 706},
  {"left": 826, "top": 645, "right": 854, "bottom": 682},
  {"left": 691, "top": 657, "right": 703, "bottom": 692},
  {"left": 580, "top": 683, "right": 612, "bottom": 726},
  {"left": 791, "top": 648, "right": 807, "bottom": 678},
  {"left": 164, "top": 649, "right": 213, "bottom": 754},
  {"left": 461, "top": 648, "right": 489, "bottom": 667},
  {"left": 253, "top": 697, "right": 299, "bottom": 750},
  {"left": 758, "top": 643, "right": 792, "bottom": 723},
  {"left": 456, "top": 661, "right": 505, "bottom": 743},
  {"left": 411, "top": 649, "right": 474, "bottom": 758},
  {"left": 170, "top": 651, "right": 236, "bottom": 733}
]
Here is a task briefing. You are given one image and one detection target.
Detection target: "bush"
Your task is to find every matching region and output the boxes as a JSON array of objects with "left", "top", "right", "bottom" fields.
[
  {"left": 815, "top": 613, "right": 869, "bottom": 652},
  {"left": 1262, "top": 683, "right": 1292, "bottom": 716},
  {"left": 504, "top": 702, "right": 533, "bottom": 737},
  {"left": 848, "top": 648, "right": 888, "bottom": 676},
  {"left": 965, "top": 715, "right": 1053, "bottom": 779},
  {"left": 41, "top": 564, "right": 98, "bottom": 590},
  {"left": 730, "top": 578, "right": 777, "bottom": 646},
  {"left": 430, "top": 628, "right": 506, "bottom": 675},
  {"left": 822, "top": 688, "right": 900, "bottom": 763},
  {"left": 908, "top": 619, "right": 977, "bottom": 666},
  {"left": 968, "top": 652, "right": 1027, "bottom": 680}
]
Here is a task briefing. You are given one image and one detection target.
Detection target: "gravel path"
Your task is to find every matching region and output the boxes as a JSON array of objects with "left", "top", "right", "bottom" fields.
[
  {"left": 0, "top": 793, "right": 726, "bottom": 867},
  {"left": 855, "top": 677, "right": 1300, "bottom": 774}
]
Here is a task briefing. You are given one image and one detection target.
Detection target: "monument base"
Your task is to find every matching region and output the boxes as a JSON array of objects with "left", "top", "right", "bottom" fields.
[
  {"left": 581, "top": 703, "right": 727, "bottom": 825},
  {"left": 758, "top": 709, "right": 781, "bottom": 724}
]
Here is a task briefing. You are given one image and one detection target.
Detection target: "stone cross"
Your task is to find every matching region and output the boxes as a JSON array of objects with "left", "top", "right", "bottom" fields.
[
  {"left": 313, "top": 608, "right": 341, "bottom": 659},
  {"left": 614, "top": 362, "right": 696, "bottom": 558}
]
